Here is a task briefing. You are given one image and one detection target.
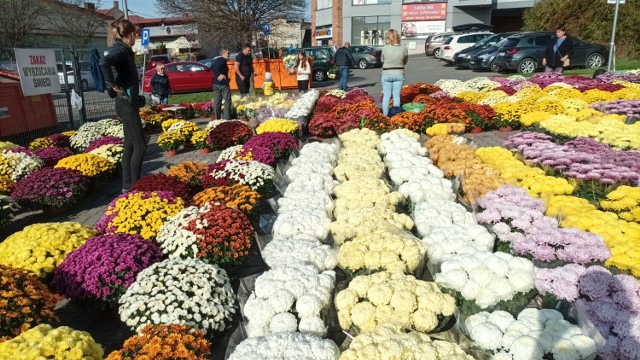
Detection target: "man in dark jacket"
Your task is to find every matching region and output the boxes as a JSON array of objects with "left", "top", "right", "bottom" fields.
[
  {"left": 150, "top": 65, "right": 170, "bottom": 105},
  {"left": 234, "top": 45, "right": 254, "bottom": 97},
  {"left": 212, "top": 49, "right": 232, "bottom": 119},
  {"left": 542, "top": 26, "right": 574, "bottom": 74},
  {"left": 334, "top": 42, "right": 356, "bottom": 91}
]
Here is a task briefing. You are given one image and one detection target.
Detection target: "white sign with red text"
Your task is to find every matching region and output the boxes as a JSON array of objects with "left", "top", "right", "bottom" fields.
[{"left": 15, "top": 48, "right": 61, "bottom": 96}]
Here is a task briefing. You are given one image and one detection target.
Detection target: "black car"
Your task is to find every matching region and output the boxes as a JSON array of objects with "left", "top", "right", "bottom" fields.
[
  {"left": 493, "top": 32, "right": 608, "bottom": 74},
  {"left": 297, "top": 46, "right": 336, "bottom": 82},
  {"left": 453, "top": 32, "right": 519, "bottom": 69},
  {"left": 468, "top": 37, "right": 510, "bottom": 72},
  {"left": 349, "top": 46, "right": 382, "bottom": 69}
]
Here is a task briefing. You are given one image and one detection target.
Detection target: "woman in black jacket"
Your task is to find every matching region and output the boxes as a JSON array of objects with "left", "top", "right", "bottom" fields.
[
  {"left": 99, "top": 19, "right": 147, "bottom": 193},
  {"left": 543, "top": 26, "right": 575, "bottom": 74}
]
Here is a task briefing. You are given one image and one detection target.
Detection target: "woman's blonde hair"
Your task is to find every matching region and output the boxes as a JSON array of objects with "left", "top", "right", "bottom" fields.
[{"left": 386, "top": 29, "right": 401, "bottom": 45}]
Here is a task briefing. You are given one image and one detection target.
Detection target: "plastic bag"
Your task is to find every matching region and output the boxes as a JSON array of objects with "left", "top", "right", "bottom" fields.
[
  {"left": 402, "top": 103, "right": 426, "bottom": 113},
  {"left": 71, "top": 90, "right": 83, "bottom": 110}
]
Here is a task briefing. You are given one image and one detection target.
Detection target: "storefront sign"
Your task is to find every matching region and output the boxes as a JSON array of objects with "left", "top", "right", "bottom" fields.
[
  {"left": 401, "top": 3, "right": 447, "bottom": 21},
  {"left": 403, "top": 0, "right": 447, "bottom": 3},
  {"left": 315, "top": 28, "right": 333, "bottom": 39},
  {"left": 15, "top": 48, "right": 61, "bottom": 96},
  {"left": 401, "top": 20, "right": 446, "bottom": 38}
]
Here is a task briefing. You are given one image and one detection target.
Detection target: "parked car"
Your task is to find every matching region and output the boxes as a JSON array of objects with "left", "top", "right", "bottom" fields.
[
  {"left": 198, "top": 57, "right": 220, "bottom": 68},
  {"left": 296, "top": 46, "right": 336, "bottom": 82},
  {"left": 493, "top": 32, "right": 608, "bottom": 74},
  {"left": 425, "top": 32, "right": 453, "bottom": 57},
  {"left": 146, "top": 55, "right": 171, "bottom": 71},
  {"left": 142, "top": 61, "right": 213, "bottom": 94},
  {"left": 57, "top": 61, "right": 94, "bottom": 91},
  {"left": 440, "top": 32, "right": 493, "bottom": 64},
  {"left": 349, "top": 45, "right": 382, "bottom": 69},
  {"left": 468, "top": 37, "right": 512, "bottom": 72},
  {"left": 452, "top": 32, "right": 519, "bottom": 69}
]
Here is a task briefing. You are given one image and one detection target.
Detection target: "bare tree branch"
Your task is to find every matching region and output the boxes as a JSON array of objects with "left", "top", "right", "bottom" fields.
[
  {"left": 0, "top": 0, "right": 46, "bottom": 48},
  {"left": 156, "top": 0, "right": 305, "bottom": 50},
  {"left": 43, "top": 0, "right": 108, "bottom": 47}
]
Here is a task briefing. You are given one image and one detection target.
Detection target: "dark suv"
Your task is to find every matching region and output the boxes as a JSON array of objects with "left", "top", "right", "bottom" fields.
[
  {"left": 493, "top": 32, "right": 608, "bottom": 74},
  {"left": 296, "top": 47, "right": 336, "bottom": 82}
]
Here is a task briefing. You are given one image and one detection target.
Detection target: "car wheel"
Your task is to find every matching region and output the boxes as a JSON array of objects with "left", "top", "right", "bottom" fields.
[
  {"left": 358, "top": 59, "right": 368, "bottom": 69},
  {"left": 586, "top": 53, "right": 605, "bottom": 68},
  {"left": 518, "top": 58, "right": 537, "bottom": 74},
  {"left": 81, "top": 79, "right": 89, "bottom": 92},
  {"left": 490, "top": 60, "right": 502, "bottom": 73},
  {"left": 434, "top": 48, "right": 442, "bottom": 58},
  {"left": 314, "top": 69, "right": 326, "bottom": 82}
]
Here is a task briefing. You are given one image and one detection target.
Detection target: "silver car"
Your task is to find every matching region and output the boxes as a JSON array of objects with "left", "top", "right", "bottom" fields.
[{"left": 425, "top": 32, "right": 454, "bottom": 57}]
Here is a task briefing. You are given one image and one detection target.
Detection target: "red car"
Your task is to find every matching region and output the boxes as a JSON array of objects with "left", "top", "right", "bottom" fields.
[
  {"left": 146, "top": 55, "right": 171, "bottom": 71},
  {"left": 143, "top": 61, "right": 213, "bottom": 94}
]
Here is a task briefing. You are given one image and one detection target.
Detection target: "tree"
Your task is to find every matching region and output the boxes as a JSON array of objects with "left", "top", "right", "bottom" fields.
[
  {"left": 42, "top": 0, "right": 109, "bottom": 47},
  {"left": 0, "top": 0, "right": 46, "bottom": 48},
  {"left": 156, "top": 0, "right": 306, "bottom": 51},
  {"left": 524, "top": 0, "right": 640, "bottom": 58}
]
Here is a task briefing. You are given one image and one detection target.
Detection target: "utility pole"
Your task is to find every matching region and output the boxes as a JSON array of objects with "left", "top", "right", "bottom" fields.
[
  {"left": 122, "top": 0, "right": 129, "bottom": 19},
  {"left": 607, "top": 0, "right": 622, "bottom": 71}
]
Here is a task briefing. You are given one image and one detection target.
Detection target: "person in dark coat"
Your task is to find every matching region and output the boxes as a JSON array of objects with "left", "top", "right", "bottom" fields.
[
  {"left": 234, "top": 45, "right": 254, "bottom": 97},
  {"left": 543, "top": 25, "right": 575, "bottom": 74},
  {"left": 334, "top": 42, "right": 356, "bottom": 91},
  {"left": 99, "top": 19, "right": 147, "bottom": 193},
  {"left": 212, "top": 49, "right": 232, "bottom": 119},
  {"left": 150, "top": 64, "right": 170, "bottom": 105}
]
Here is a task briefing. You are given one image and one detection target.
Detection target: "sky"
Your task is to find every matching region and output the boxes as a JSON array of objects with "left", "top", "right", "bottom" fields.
[{"left": 105, "top": 0, "right": 311, "bottom": 21}]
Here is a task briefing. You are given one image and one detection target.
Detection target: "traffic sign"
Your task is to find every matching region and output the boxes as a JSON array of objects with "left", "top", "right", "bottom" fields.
[
  {"left": 607, "top": 0, "right": 625, "bottom": 3},
  {"left": 263, "top": 24, "right": 271, "bottom": 36},
  {"left": 141, "top": 28, "right": 150, "bottom": 46}
]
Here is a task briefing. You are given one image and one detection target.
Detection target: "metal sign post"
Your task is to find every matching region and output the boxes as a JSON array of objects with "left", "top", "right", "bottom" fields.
[
  {"left": 607, "top": 0, "right": 624, "bottom": 71},
  {"left": 141, "top": 28, "right": 150, "bottom": 94}
]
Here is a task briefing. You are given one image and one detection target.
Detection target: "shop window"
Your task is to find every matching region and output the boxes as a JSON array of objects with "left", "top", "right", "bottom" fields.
[{"left": 351, "top": 16, "right": 391, "bottom": 46}]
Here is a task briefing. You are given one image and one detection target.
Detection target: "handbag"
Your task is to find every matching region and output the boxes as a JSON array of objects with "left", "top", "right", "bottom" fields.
[{"left": 563, "top": 58, "right": 570, "bottom": 67}]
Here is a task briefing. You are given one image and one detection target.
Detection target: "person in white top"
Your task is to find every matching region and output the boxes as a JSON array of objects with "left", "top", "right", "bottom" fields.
[{"left": 295, "top": 51, "right": 312, "bottom": 93}]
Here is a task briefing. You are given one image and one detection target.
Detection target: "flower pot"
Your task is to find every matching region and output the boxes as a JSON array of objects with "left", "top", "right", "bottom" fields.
[
  {"left": 199, "top": 148, "right": 210, "bottom": 154},
  {"left": 499, "top": 126, "right": 513, "bottom": 132},
  {"left": 166, "top": 150, "right": 178, "bottom": 156},
  {"left": 42, "top": 204, "right": 72, "bottom": 217},
  {"left": 183, "top": 142, "right": 194, "bottom": 149},
  {"left": 470, "top": 127, "right": 483, "bottom": 134}
]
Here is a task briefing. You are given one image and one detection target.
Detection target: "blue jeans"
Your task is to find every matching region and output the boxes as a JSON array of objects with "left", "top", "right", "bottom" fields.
[
  {"left": 382, "top": 73, "right": 404, "bottom": 116},
  {"left": 160, "top": 96, "right": 169, "bottom": 105},
  {"left": 339, "top": 66, "right": 350, "bottom": 90}
]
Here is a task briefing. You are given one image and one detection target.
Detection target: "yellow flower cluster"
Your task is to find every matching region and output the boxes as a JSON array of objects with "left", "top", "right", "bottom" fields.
[
  {"left": 104, "top": 192, "right": 185, "bottom": 240},
  {"left": 476, "top": 147, "right": 575, "bottom": 198},
  {"left": 144, "top": 112, "right": 172, "bottom": 128},
  {"left": 0, "top": 222, "right": 96, "bottom": 277},
  {"left": 493, "top": 101, "right": 532, "bottom": 124},
  {"left": 0, "top": 324, "right": 103, "bottom": 359},
  {"left": 190, "top": 130, "right": 209, "bottom": 149},
  {"left": 256, "top": 118, "right": 299, "bottom": 135},
  {"left": 426, "top": 135, "right": 505, "bottom": 204},
  {"left": 544, "top": 195, "right": 640, "bottom": 276},
  {"left": 0, "top": 141, "right": 18, "bottom": 151},
  {"left": 539, "top": 115, "right": 640, "bottom": 149},
  {"left": 55, "top": 154, "right": 115, "bottom": 178},
  {"left": 161, "top": 119, "right": 181, "bottom": 132},
  {"left": 0, "top": 175, "right": 14, "bottom": 194},
  {"left": 28, "top": 137, "right": 56, "bottom": 150},
  {"left": 426, "top": 123, "right": 465, "bottom": 136},
  {"left": 167, "top": 120, "right": 200, "bottom": 140},
  {"left": 600, "top": 185, "right": 640, "bottom": 222},
  {"left": 455, "top": 91, "right": 487, "bottom": 104},
  {"left": 157, "top": 131, "right": 186, "bottom": 152},
  {"left": 478, "top": 90, "right": 510, "bottom": 106},
  {"left": 61, "top": 130, "right": 77, "bottom": 137}
]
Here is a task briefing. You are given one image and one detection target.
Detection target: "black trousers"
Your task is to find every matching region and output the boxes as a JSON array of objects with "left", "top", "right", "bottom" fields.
[
  {"left": 236, "top": 74, "right": 251, "bottom": 96},
  {"left": 115, "top": 97, "right": 147, "bottom": 191},
  {"left": 298, "top": 80, "right": 309, "bottom": 93},
  {"left": 213, "top": 84, "right": 231, "bottom": 119}
]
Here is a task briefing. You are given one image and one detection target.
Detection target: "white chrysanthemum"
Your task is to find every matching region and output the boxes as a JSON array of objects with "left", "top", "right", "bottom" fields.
[
  {"left": 470, "top": 322, "right": 504, "bottom": 350},
  {"left": 268, "top": 289, "right": 295, "bottom": 314},
  {"left": 509, "top": 336, "right": 544, "bottom": 360},
  {"left": 296, "top": 294, "right": 323, "bottom": 318},
  {"left": 269, "top": 312, "right": 298, "bottom": 333},
  {"left": 487, "top": 311, "right": 515, "bottom": 333},
  {"left": 298, "top": 316, "right": 326, "bottom": 337}
]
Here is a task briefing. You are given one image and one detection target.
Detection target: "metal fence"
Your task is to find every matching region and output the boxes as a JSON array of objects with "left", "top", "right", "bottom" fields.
[{"left": 0, "top": 46, "right": 116, "bottom": 145}]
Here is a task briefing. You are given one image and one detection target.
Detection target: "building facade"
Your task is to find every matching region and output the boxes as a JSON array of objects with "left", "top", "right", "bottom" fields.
[{"left": 312, "top": 0, "right": 535, "bottom": 52}]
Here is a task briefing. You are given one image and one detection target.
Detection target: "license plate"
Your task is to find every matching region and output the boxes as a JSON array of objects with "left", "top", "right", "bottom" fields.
[
  {"left": 470, "top": 61, "right": 476, "bottom": 64},
  {"left": 499, "top": 52, "right": 505, "bottom": 56}
]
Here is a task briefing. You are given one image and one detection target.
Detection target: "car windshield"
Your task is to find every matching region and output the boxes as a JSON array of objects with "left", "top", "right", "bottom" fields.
[
  {"left": 475, "top": 35, "right": 497, "bottom": 47},
  {"left": 494, "top": 38, "right": 509, "bottom": 47}
]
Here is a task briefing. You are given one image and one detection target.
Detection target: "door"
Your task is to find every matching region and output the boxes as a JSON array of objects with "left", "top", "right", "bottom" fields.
[
  {"left": 570, "top": 39, "right": 590, "bottom": 67},
  {"left": 165, "top": 64, "right": 186, "bottom": 92},
  {"left": 533, "top": 35, "right": 553, "bottom": 62},
  {"left": 186, "top": 63, "right": 211, "bottom": 91}
]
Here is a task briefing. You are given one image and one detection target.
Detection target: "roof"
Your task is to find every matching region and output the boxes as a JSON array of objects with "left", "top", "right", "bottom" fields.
[
  {"left": 42, "top": 0, "right": 114, "bottom": 20},
  {"left": 0, "top": 70, "right": 19, "bottom": 82},
  {"left": 129, "top": 16, "right": 195, "bottom": 26}
]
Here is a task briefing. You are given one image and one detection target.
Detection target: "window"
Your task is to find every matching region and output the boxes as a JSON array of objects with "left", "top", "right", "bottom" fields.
[
  {"left": 535, "top": 35, "right": 552, "bottom": 46},
  {"left": 443, "top": 37, "right": 453, "bottom": 45},
  {"left": 352, "top": 16, "right": 390, "bottom": 46},
  {"left": 317, "top": 0, "right": 331, "bottom": 9},
  {"left": 315, "top": 49, "right": 330, "bottom": 60},
  {"left": 352, "top": 0, "right": 391, "bottom": 5},
  {"left": 165, "top": 65, "right": 178, "bottom": 72},
  {"left": 188, "top": 64, "right": 206, "bottom": 72}
]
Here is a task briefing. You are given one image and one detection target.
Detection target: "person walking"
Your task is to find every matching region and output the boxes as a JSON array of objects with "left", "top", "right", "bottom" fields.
[
  {"left": 235, "top": 45, "right": 254, "bottom": 97},
  {"left": 150, "top": 64, "right": 170, "bottom": 105},
  {"left": 296, "top": 51, "right": 311, "bottom": 93},
  {"left": 334, "top": 42, "right": 355, "bottom": 91},
  {"left": 381, "top": 29, "right": 408, "bottom": 116},
  {"left": 543, "top": 25, "right": 574, "bottom": 74},
  {"left": 212, "top": 48, "right": 232, "bottom": 119},
  {"left": 99, "top": 19, "right": 147, "bottom": 193}
]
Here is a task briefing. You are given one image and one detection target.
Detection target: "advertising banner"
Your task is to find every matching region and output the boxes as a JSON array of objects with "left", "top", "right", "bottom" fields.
[
  {"left": 401, "top": 20, "right": 446, "bottom": 38},
  {"left": 401, "top": 3, "right": 447, "bottom": 21}
]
